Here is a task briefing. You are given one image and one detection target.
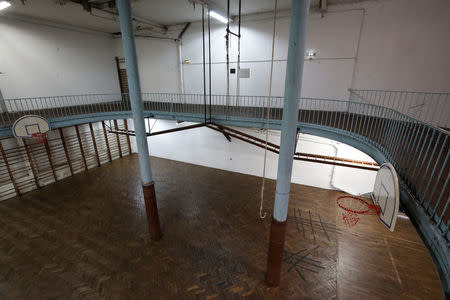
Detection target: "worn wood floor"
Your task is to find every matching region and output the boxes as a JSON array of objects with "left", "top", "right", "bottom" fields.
[{"left": 0, "top": 155, "right": 443, "bottom": 299}]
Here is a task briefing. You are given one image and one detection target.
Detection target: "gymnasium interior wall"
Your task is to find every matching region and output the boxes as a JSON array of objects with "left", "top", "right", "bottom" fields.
[
  {"left": 1, "top": 0, "right": 449, "bottom": 101},
  {"left": 127, "top": 119, "right": 377, "bottom": 195},
  {"left": 0, "top": 120, "right": 131, "bottom": 201},
  {"left": 180, "top": 0, "right": 450, "bottom": 99},
  {"left": 0, "top": 17, "right": 120, "bottom": 99},
  {"left": 2, "top": 0, "right": 448, "bottom": 195},
  {"left": 132, "top": 0, "right": 448, "bottom": 193},
  {"left": 113, "top": 38, "right": 181, "bottom": 93}
]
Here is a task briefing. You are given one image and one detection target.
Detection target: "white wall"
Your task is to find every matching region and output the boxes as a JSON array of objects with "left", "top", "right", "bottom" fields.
[
  {"left": 181, "top": 9, "right": 361, "bottom": 100},
  {"left": 0, "top": 17, "right": 120, "bottom": 99},
  {"left": 137, "top": 0, "right": 447, "bottom": 193},
  {"left": 4, "top": 0, "right": 448, "bottom": 99},
  {"left": 0, "top": 17, "right": 182, "bottom": 99},
  {"left": 180, "top": 0, "right": 450, "bottom": 100},
  {"left": 128, "top": 119, "right": 377, "bottom": 194},
  {"left": 1, "top": 0, "right": 446, "bottom": 193},
  {"left": 352, "top": 0, "right": 450, "bottom": 92},
  {"left": 114, "top": 37, "right": 181, "bottom": 93}
]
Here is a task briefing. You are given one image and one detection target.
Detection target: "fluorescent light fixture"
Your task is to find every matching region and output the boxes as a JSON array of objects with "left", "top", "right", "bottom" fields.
[
  {"left": 0, "top": 1, "right": 11, "bottom": 11},
  {"left": 209, "top": 11, "right": 228, "bottom": 24}
]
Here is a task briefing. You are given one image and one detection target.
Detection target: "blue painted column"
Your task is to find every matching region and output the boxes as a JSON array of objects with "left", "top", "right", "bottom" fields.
[
  {"left": 117, "top": 0, "right": 161, "bottom": 240},
  {"left": 266, "top": 0, "right": 310, "bottom": 286}
]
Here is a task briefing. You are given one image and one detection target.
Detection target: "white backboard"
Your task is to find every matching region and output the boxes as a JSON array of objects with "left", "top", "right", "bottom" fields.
[
  {"left": 373, "top": 163, "right": 400, "bottom": 232},
  {"left": 12, "top": 115, "right": 50, "bottom": 138}
]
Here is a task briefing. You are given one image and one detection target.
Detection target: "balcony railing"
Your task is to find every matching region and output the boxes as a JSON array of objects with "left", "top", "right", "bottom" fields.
[
  {"left": 1, "top": 92, "right": 448, "bottom": 246},
  {"left": 349, "top": 89, "right": 450, "bottom": 129}
]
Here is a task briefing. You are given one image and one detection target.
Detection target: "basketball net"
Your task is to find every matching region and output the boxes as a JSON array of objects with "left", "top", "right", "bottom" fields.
[
  {"left": 337, "top": 195, "right": 381, "bottom": 227},
  {"left": 31, "top": 132, "right": 47, "bottom": 144},
  {"left": 341, "top": 210, "right": 360, "bottom": 227}
]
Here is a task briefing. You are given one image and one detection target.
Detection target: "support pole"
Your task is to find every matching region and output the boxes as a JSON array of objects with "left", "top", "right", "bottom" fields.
[
  {"left": 58, "top": 128, "right": 74, "bottom": 176},
  {"left": 75, "top": 125, "right": 88, "bottom": 171},
  {"left": 0, "top": 140, "right": 19, "bottom": 196},
  {"left": 123, "top": 119, "right": 132, "bottom": 154},
  {"left": 102, "top": 121, "right": 112, "bottom": 162},
  {"left": 89, "top": 122, "right": 101, "bottom": 167},
  {"left": 22, "top": 139, "right": 40, "bottom": 189},
  {"left": 114, "top": 120, "right": 123, "bottom": 158},
  {"left": 59, "top": 128, "right": 74, "bottom": 176},
  {"left": 117, "top": 0, "right": 161, "bottom": 240},
  {"left": 266, "top": 0, "right": 310, "bottom": 287},
  {"left": 0, "top": 89, "right": 7, "bottom": 113},
  {"left": 44, "top": 138, "right": 57, "bottom": 182}
]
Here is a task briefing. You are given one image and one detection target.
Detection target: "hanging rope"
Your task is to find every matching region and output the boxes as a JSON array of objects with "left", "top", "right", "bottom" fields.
[
  {"left": 259, "top": 0, "right": 278, "bottom": 219},
  {"left": 236, "top": 0, "right": 242, "bottom": 106},
  {"left": 202, "top": 5, "right": 207, "bottom": 123},
  {"left": 225, "top": 0, "right": 230, "bottom": 120},
  {"left": 208, "top": 8, "right": 212, "bottom": 123}
]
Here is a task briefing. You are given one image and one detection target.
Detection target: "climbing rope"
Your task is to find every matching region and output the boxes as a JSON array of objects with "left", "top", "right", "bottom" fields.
[
  {"left": 259, "top": 0, "right": 278, "bottom": 219},
  {"left": 202, "top": 5, "right": 207, "bottom": 123},
  {"left": 236, "top": 0, "right": 242, "bottom": 105},
  {"left": 225, "top": 0, "right": 230, "bottom": 120}
]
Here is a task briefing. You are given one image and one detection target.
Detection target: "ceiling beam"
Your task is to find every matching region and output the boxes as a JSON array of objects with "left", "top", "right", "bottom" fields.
[
  {"left": 70, "top": 0, "right": 167, "bottom": 32},
  {"left": 177, "top": 22, "right": 191, "bottom": 40},
  {"left": 187, "top": 0, "right": 228, "bottom": 18}
]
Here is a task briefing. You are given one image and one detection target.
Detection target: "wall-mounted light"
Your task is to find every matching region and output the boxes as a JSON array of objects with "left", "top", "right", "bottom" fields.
[
  {"left": 209, "top": 11, "right": 229, "bottom": 24},
  {"left": 0, "top": 1, "right": 11, "bottom": 11},
  {"left": 305, "top": 50, "right": 316, "bottom": 60}
]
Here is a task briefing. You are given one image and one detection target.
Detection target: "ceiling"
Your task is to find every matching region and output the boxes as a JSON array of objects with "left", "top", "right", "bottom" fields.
[
  {"left": 131, "top": 0, "right": 294, "bottom": 25},
  {"left": 4, "top": 0, "right": 365, "bottom": 38},
  {"left": 5, "top": 0, "right": 121, "bottom": 33}
]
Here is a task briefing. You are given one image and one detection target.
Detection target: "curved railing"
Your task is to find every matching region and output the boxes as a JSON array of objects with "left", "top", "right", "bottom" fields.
[
  {"left": 349, "top": 89, "right": 450, "bottom": 129},
  {"left": 1, "top": 92, "right": 449, "bottom": 290}
]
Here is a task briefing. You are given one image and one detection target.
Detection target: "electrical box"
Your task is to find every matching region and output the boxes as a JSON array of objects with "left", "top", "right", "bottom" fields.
[{"left": 239, "top": 68, "right": 250, "bottom": 78}]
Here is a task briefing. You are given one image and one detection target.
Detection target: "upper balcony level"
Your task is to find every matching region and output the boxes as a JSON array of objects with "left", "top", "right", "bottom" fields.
[{"left": 0, "top": 89, "right": 448, "bottom": 292}]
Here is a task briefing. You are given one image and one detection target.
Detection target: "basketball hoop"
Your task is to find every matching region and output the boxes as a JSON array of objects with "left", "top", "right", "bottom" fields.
[
  {"left": 336, "top": 195, "right": 381, "bottom": 227},
  {"left": 12, "top": 115, "right": 50, "bottom": 145},
  {"left": 31, "top": 132, "right": 47, "bottom": 144}
]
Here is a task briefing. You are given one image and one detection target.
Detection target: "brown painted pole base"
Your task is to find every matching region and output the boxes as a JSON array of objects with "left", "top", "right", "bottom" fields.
[
  {"left": 266, "top": 218, "right": 287, "bottom": 287},
  {"left": 142, "top": 183, "right": 162, "bottom": 240}
]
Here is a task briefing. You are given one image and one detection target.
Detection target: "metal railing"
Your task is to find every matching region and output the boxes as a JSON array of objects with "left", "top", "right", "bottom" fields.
[
  {"left": 1, "top": 92, "right": 449, "bottom": 243},
  {"left": 349, "top": 89, "right": 450, "bottom": 129},
  {"left": 1, "top": 94, "right": 128, "bottom": 123}
]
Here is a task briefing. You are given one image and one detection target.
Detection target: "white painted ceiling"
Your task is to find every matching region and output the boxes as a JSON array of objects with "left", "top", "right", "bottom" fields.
[
  {"left": 132, "top": 0, "right": 365, "bottom": 24},
  {"left": 131, "top": 0, "right": 294, "bottom": 25},
  {"left": 4, "top": 0, "right": 365, "bottom": 37},
  {"left": 6, "top": 0, "right": 121, "bottom": 33}
]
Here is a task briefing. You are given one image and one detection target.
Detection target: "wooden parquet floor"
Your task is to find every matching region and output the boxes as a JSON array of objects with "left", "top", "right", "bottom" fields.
[{"left": 0, "top": 155, "right": 443, "bottom": 299}]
